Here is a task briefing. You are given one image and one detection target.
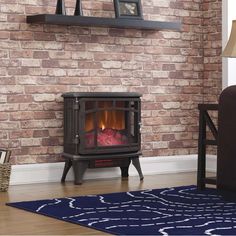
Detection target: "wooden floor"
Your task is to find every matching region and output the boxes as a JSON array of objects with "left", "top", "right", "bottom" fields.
[{"left": 0, "top": 172, "right": 197, "bottom": 235}]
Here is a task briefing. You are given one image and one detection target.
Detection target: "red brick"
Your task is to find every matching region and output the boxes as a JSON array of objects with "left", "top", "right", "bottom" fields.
[
  {"left": 0, "top": 113, "right": 8, "bottom": 121},
  {"left": 10, "top": 32, "right": 34, "bottom": 40},
  {"left": 33, "top": 51, "right": 49, "bottom": 59},
  {"left": 169, "top": 141, "right": 184, "bottom": 149},
  {"left": 10, "top": 130, "right": 33, "bottom": 139},
  {"left": 162, "top": 134, "right": 175, "bottom": 141},
  {"left": 33, "top": 130, "right": 50, "bottom": 137},
  {"left": 10, "top": 111, "right": 34, "bottom": 121},
  {"left": 7, "top": 95, "right": 33, "bottom": 103},
  {"left": 42, "top": 137, "right": 61, "bottom": 146},
  {"left": 34, "top": 32, "right": 56, "bottom": 41},
  {"left": 34, "top": 111, "right": 56, "bottom": 119},
  {"left": 0, "top": 77, "right": 16, "bottom": 85},
  {"left": 10, "top": 50, "right": 33, "bottom": 58}
]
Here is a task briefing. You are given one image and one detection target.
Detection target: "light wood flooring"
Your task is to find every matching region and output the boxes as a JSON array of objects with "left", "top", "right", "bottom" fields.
[{"left": 0, "top": 172, "right": 197, "bottom": 235}]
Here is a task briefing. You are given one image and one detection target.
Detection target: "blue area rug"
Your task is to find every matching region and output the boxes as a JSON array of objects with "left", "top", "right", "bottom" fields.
[{"left": 6, "top": 185, "right": 236, "bottom": 235}]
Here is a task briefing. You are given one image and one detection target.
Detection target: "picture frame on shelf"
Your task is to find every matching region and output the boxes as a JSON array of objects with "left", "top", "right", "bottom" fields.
[
  {"left": 55, "top": 0, "right": 66, "bottom": 15},
  {"left": 74, "top": 0, "right": 83, "bottom": 16},
  {"left": 0, "top": 149, "right": 11, "bottom": 164},
  {"left": 113, "top": 0, "right": 143, "bottom": 20}
]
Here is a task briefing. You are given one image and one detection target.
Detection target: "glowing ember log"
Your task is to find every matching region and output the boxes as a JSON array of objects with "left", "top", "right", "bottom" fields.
[{"left": 85, "top": 128, "right": 128, "bottom": 147}]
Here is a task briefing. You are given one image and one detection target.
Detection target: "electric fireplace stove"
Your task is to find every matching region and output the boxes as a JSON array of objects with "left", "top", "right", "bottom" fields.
[{"left": 61, "top": 92, "right": 143, "bottom": 184}]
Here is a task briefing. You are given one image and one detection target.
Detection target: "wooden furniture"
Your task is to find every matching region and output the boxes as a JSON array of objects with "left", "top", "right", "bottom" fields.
[
  {"left": 197, "top": 103, "right": 218, "bottom": 190},
  {"left": 26, "top": 14, "right": 181, "bottom": 31},
  {"left": 197, "top": 85, "right": 236, "bottom": 192}
]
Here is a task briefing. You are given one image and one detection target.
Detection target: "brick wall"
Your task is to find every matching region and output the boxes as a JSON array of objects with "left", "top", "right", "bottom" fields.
[
  {"left": 202, "top": 0, "right": 222, "bottom": 103},
  {"left": 0, "top": 0, "right": 222, "bottom": 164},
  {"left": 202, "top": 0, "right": 222, "bottom": 154}
]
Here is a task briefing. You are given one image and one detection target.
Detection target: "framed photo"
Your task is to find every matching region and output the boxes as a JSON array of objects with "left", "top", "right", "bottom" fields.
[
  {"left": 113, "top": 0, "right": 143, "bottom": 19},
  {"left": 0, "top": 149, "right": 11, "bottom": 164}
]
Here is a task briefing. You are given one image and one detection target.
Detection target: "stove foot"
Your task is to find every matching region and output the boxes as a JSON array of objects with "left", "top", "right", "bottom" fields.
[
  {"left": 120, "top": 166, "right": 129, "bottom": 179},
  {"left": 132, "top": 157, "right": 144, "bottom": 181},
  {"left": 61, "top": 159, "right": 72, "bottom": 183},
  {"left": 73, "top": 160, "right": 89, "bottom": 185}
]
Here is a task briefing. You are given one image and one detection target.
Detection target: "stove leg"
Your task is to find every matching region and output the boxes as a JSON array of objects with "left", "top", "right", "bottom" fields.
[
  {"left": 61, "top": 159, "right": 72, "bottom": 183},
  {"left": 120, "top": 158, "right": 131, "bottom": 180},
  {"left": 120, "top": 166, "right": 129, "bottom": 179},
  {"left": 132, "top": 157, "right": 144, "bottom": 181},
  {"left": 73, "top": 160, "right": 89, "bottom": 185}
]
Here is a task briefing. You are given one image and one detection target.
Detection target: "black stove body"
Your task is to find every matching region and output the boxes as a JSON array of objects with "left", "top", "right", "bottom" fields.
[{"left": 61, "top": 92, "right": 143, "bottom": 184}]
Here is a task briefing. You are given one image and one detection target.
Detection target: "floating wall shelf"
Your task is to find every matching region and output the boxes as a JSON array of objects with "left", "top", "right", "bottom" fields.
[{"left": 26, "top": 14, "right": 181, "bottom": 31}]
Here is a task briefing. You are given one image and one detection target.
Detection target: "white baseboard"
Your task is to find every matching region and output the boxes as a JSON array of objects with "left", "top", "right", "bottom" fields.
[
  {"left": 9, "top": 154, "right": 217, "bottom": 185},
  {"left": 206, "top": 154, "right": 217, "bottom": 172}
]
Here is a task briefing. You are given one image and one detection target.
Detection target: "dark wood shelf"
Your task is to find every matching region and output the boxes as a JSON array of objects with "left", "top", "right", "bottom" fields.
[
  {"left": 26, "top": 14, "right": 181, "bottom": 31},
  {"left": 205, "top": 177, "right": 217, "bottom": 185},
  {"left": 198, "top": 104, "right": 219, "bottom": 111},
  {"left": 205, "top": 140, "right": 217, "bottom": 146}
]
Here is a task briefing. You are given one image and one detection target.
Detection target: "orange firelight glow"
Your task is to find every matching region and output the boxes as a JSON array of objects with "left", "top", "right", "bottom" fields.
[{"left": 85, "top": 101, "right": 125, "bottom": 132}]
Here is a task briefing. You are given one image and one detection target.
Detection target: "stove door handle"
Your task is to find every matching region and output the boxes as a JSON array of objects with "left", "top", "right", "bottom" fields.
[{"left": 139, "top": 122, "right": 142, "bottom": 133}]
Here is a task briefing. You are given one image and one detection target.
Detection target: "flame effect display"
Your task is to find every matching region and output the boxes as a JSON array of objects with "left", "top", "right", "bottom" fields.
[
  {"left": 85, "top": 101, "right": 128, "bottom": 147},
  {"left": 85, "top": 101, "right": 125, "bottom": 132}
]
